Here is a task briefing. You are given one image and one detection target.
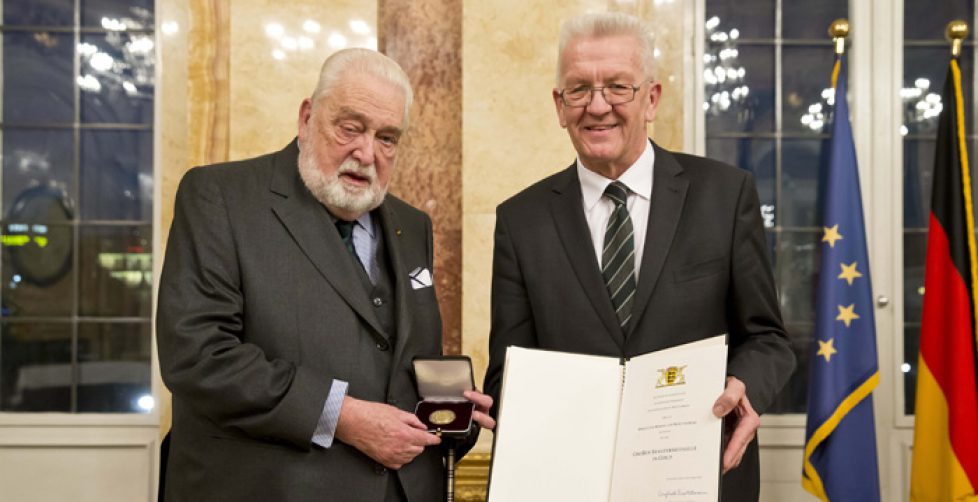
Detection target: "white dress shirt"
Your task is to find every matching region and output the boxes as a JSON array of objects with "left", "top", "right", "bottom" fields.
[{"left": 576, "top": 140, "right": 655, "bottom": 280}]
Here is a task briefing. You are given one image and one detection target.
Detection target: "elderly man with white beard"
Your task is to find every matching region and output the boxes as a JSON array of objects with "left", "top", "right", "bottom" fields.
[{"left": 156, "top": 48, "right": 494, "bottom": 502}]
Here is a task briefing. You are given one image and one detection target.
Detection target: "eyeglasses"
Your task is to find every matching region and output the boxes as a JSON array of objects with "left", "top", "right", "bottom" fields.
[{"left": 558, "top": 82, "right": 644, "bottom": 107}]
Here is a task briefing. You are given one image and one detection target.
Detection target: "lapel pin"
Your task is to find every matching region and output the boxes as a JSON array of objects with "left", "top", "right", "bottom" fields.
[{"left": 396, "top": 229, "right": 402, "bottom": 236}]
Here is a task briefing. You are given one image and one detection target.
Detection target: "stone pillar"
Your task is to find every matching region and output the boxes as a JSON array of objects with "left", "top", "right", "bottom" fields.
[{"left": 379, "top": 0, "right": 464, "bottom": 354}]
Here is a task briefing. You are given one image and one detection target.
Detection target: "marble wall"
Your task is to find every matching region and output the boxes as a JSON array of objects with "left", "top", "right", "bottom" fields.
[{"left": 227, "top": 0, "right": 379, "bottom": 160}]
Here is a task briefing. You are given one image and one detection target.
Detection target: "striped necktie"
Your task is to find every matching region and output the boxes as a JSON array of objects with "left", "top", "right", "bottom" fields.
[{"left": 602, "top": 181, "right": 636, "bottom": 329}]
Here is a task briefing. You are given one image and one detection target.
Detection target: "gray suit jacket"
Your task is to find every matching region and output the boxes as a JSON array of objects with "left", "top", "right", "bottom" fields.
[
  {"left": 484, "top": 142, "right": 796, "bottom": 502},
  {"left": 157, "top": 141, "right": 447, "bottom": 501}
]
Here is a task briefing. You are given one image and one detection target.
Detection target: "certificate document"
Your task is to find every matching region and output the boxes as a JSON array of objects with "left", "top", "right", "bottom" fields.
[{"left": 487, "top": 335, "right": 727, "bottom": 502}]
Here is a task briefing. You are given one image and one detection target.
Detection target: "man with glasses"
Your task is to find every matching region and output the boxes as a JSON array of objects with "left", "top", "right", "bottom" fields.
[{"left": 483, "top": 12, "right": 794, "bottom": 501}]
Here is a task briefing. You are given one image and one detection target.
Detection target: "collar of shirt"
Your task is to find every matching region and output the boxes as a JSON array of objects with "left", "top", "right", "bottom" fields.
[
  {"left": 576, "top": 140, "right": 655, "bottom": 210},
  {"left": 354, "top": 211, "right": 375, "bottom": 238},
  {"left": 329, "top": 211, "right": 375, "bottom": 236}
]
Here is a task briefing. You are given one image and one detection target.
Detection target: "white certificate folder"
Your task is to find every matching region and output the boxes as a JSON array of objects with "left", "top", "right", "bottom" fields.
[{"left": 487, "top": 335, "right": 728, "bottom": 502}]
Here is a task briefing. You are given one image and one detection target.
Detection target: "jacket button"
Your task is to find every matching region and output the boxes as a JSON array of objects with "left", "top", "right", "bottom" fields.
[
  {"left": 376, "top": 341, "right": 389, "bottom": 351},
  {"left": 372, "top": 297, "right": 383, "bottom": 307},
  {"left": 387, "top": 398, "right": 398, "bottom": 406},
  {"left": 375, "top": 465, "right": 387, "bottom": 475}
]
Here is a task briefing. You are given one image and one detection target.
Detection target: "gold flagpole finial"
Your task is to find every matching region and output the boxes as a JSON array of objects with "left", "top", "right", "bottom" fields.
[
  {"left": 946, "top": 20, "right": 969, "bottom": 57},
  {"left": 829, "top": 19, "right": 849, "bottom": 55}
]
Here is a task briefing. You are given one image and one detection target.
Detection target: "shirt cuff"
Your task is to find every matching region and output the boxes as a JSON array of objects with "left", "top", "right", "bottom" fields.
[{"left": 311, "top": 379, "right": 349, "bottom": 448}]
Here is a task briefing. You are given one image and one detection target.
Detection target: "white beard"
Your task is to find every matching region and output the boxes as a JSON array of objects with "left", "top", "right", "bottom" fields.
[{"left": 297, "top": 146, "right": 387, "bottom": 217}]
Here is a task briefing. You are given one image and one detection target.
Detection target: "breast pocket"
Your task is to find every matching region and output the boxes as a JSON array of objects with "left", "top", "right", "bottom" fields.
[
  {"left": 411, "top": 285, "right": 438, "bottom": 304},
  {"left": 673, "top": 257, "right": 726, "bottom": 284}
]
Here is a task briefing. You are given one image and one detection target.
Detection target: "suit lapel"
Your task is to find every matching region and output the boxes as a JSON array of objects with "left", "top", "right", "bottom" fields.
[
  {"left": 268, "top": 141, "right": 387, "bottom": 338},
  {"left": 627, "top": 144, "right": 688, "bottom": 337},
  {"left": 376, "top": 203, "right": 413, "bottom": 374},
  {"left": 549, "top": 166, "right": 625, "bottom": 347}
]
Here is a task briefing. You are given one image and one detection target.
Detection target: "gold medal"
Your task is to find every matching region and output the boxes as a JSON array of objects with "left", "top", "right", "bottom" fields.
[{"left": 429, "top": 409, "right": 456, "bottom": 426}]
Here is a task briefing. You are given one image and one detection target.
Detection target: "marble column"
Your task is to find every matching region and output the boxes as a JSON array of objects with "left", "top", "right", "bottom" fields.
[
  {"left": 379, "top": 0, "right": 464, "bottom": 354},
  {"left": 157, "top": 0, "right": 231, "bottom": 436}
]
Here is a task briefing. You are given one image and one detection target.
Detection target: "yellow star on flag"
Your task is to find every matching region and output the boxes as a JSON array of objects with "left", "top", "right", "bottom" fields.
[
  {"left": 817, "top": 338, "right": 837, "bottom": 362},
  {"left": 836, "top": 303, "right": 859, "bottom": 327},
  {"left": 838, "top": 261, "right": 863, "bottom": 286},
  {"left": 822, "top": 224, "right": 843, "bottom": 248}
]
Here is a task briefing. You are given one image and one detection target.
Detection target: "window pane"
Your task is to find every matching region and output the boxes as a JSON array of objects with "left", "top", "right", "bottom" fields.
[
  {"left": 705, "top": 0, "right": 775, "bottom": 39},
  {"left": 903, "top": 139, "right": 936, "bottom": 229},
  {"left": 3, "top": 128, "right": 76, "bottom": 218},
  {"left": 0, "top": 322, "right": 72, "bottom": 411},
  {"left": 80, "top": 130, "right": 153, "bottom": 221},
  {"left": 904, "top": 0, "right": 973, "bottom": 40},
  {"left": 765, "top": 323, "right": 811, "bottom": 413},
  {"left": 79, "top": 33, "right": 155, "bottom": 124},
  {"left": 2, "top": 32, "right": 74, "bottom": 124},
  {"left": 2, "top": 220, "right": 73, "bottom": 317},
  {"left": 78, "top": 225, "right": 151, "bottom": 317},
  {"left": 904, "top": 230, "right": 928, "bottom": 325},
  {"left": 77, "top": 322, "right": 152, "bottom": 413},
  {"left": 782, "top": 139, "right": 829, "bottom": 228},
  {"left": 702, "top": 0, "right": 851, "bottom": 416},
  {"left": 778, "top": 231, "right": 819, "bottom": 325},
  {"left": 903, "top": 47, "right": 973, "bottom": 136},
  {"left": 80, "top": 0, "right": 154, "bottom": 29},
  {"left": 782, "top": 0, "right": 847, "bottom": 39},
  {"left": 0, "top": 0, "right": 156, "bottom": 415},
  {"left": 706, "top": 138, "right": 776, "bottom": 213},
  {"left": 2, "top": 0, "right": 73, "bottom": 26},
  {"left": 705, "top": 45, "right": 775, "bottom": 134},
  {"left": 904, "top": 326, "right": 920, "bottom": 415},
  {"left": 782, "top": 46, "right": 836, "bottom": 136}
]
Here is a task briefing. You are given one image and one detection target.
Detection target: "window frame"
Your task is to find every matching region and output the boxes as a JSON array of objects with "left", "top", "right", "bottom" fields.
[{"left": 0, "top": 0, "right": 161, "bottom": 425}]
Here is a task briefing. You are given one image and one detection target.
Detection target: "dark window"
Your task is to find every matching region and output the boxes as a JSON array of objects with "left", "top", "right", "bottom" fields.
[
  {"left": 0, "top": 0, "right": 155, "bottom": 414},
  {"left": 705, "top": 0, "right": 848, "bottom": 413}
]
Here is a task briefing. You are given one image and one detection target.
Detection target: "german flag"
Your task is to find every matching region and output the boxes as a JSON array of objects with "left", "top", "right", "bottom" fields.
[{"left": 910, "top": 57, "right": 978, "bottom": 501}]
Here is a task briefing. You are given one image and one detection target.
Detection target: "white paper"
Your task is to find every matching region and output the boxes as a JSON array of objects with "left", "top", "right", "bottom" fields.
[
  {"left": 609, "top": 336, "right": 728, "bottom": 502},
  {"left": 488, "top": 336, "right": 727, "bottom": 502},
  {"left": 487, "top": 347, "right": 624, "bottom": 502}
]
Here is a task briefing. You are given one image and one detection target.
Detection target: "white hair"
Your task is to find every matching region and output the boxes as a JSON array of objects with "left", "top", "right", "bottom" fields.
[
  {"left": 311, "top": 48, "right": 414, "bottom": 126},
  {"left": 557, "top": 12, "right": 655, "bottom": 84}
]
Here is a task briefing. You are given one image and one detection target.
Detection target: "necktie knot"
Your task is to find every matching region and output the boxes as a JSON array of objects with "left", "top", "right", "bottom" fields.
[{"left": 604, "top": 181, "right": 629, "bottom": 206}]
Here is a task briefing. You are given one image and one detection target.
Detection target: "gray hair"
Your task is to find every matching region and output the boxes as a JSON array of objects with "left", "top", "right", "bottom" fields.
[
  {"left": 557, "top": 12, "right": 655, "bottom": 84},
  {"left": 311, "top": 48, "right": 414, "bottom": 126}
]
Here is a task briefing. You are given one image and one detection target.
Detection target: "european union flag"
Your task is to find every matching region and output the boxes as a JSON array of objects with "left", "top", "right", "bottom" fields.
[{"left": 801, "top": 54, "right": 881, "bottom": 501}]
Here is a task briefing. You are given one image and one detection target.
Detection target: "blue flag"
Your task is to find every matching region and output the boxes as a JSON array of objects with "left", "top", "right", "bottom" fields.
[{"left": 801, "top": 54, "right": 881, "bottom": 502}]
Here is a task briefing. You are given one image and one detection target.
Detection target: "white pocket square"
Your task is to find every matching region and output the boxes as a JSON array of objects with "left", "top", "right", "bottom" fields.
[{"left": 409, "top": 267, "right": 433, "bottom": 290}]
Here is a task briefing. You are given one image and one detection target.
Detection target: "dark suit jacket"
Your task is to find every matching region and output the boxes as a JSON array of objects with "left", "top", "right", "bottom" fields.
[
  {"left": 157, "top": 141, "right": 448, "bottom": 502},
  {"left": 484, "top": 142, "right": 796, "bottom": 502}
]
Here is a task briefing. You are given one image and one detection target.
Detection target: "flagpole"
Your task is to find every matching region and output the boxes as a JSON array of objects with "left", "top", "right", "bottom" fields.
[
  {"left": 946, "top": 20, "right": 968, "bottom": 58},
  {"left": 828, "top": 20, "right": 848, "bottom": 88},
  {"left": 829, "top": 19, "right": 848, "bottom": 55}
]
